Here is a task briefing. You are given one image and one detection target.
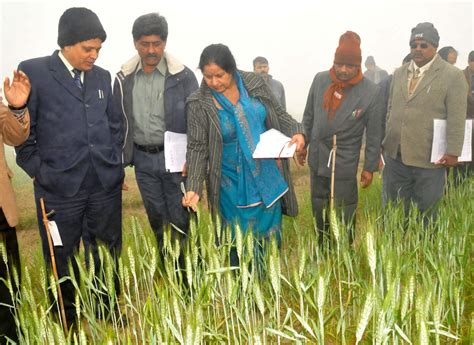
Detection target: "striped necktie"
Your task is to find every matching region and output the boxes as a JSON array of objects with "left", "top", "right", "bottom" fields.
[{"left": 72, "top": 68, "right": 83, "bottom": 89}]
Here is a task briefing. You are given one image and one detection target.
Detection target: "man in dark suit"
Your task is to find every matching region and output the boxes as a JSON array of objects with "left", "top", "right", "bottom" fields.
[
  {"left": 15, "top": 7, "right": 124, "bottom": 326},
  {"left": 298, "top": 31, "right": 383, "bottom": 245}
]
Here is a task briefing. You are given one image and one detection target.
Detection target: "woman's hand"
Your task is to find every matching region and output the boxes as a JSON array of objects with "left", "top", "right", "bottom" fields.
[
  {"left": 290, "top": 133, "right": 305, "bottom": 152},
  {"left": 296, "top": 147, "right": 307, "bottom": 166},
  {"left": 290, "top": 133, "right": 306, "bottom": 166},
  {"left": 182, "top": 191, "right": 200, "bottom": 212}
]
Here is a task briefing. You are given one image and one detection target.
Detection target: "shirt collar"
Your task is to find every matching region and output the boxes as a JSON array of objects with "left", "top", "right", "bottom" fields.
[
  {"left": 58, "top": 50, "right": 80, "bottom": 76},
  {"left": 136, "top": 56, "right": 168, "bottom": 76},
  {"left": 409, "top": 54, "right": 437, "bottom": 75}
]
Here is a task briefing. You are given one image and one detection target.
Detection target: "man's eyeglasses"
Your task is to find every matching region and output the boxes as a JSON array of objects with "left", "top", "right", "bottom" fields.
[{"left": 410, "top": 42, "right": 429, "bottom": 49}]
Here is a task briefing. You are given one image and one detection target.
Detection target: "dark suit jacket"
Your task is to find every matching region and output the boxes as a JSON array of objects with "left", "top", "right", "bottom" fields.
[
  {"left": 16, "top": 50, "right": 124, "bottom": 197},
  {"left": 302, "top": 71, "right": 383, "bottom": 180}
]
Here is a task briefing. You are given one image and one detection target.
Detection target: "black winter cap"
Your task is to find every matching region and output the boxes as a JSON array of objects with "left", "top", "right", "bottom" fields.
[
  {"left": 409, "top": 22, "right": 440, "bottom": 47},
  {"left": 57, "top": 7, "right": 106, "bottom": 48}
]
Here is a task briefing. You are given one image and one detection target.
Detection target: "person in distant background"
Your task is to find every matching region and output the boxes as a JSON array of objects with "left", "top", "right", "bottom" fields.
[
  {"left": 0, "top": 70, "right": 30, "bottom": 344},
  {"left": 452, "top": 50, "right": 474, "bottom": 182},
  {"left": 253, "top": 56, "right": 287, "bottom": 110},
  {"left": 363, "top": 55, "right": 388, "bottom": 84},
  {"left": 379, "top": 53, "right": 412, "bottom": 136},
  {"left": 438, "top": 46, "right": 458, "bottom": 65}
]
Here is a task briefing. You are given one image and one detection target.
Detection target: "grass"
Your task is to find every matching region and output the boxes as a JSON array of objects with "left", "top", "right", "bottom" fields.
[{"left": 1, "top": 146, "right": 473, "bottom": 344}]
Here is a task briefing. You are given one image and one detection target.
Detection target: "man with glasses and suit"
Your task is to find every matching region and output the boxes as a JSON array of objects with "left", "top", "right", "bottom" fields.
[{"left": 382, "top": 22, "right": 467, "bottom": 221}]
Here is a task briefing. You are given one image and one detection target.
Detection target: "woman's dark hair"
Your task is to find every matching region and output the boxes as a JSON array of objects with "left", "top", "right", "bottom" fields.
[
  {"left": 198, "top": 44, "right": 237, "bottom": 74},
  {"left": 438, "top": 46, "right": 457, "bottom": 62}
]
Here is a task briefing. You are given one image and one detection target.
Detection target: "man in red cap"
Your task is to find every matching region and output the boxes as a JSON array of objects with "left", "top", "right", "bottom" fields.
[{"left": 298, "top": 31, "right": 383, "bottom": 245}]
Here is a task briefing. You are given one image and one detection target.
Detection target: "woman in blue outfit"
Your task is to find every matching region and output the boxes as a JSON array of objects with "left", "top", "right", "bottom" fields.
[{"left": 183, "top": 44, "right": 305, "bottom": 266}]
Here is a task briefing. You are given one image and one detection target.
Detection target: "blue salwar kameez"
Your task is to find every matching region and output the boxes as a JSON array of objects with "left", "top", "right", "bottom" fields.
[{"left": 212, "top": 72, "right": 288, "bottom": 240}]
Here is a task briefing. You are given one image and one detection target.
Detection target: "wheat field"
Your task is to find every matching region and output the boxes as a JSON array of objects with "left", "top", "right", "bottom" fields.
[{"left": 2, "top": 146, "right": 473, "bottom": 344}]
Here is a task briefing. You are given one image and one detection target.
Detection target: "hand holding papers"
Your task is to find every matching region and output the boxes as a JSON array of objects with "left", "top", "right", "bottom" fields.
[
  {"left": 164, "top": 131, "right": 187, "bottom": 172},
  {"left": 252, "top": 129, "right": 296, "bottom": 159},
  {"left": 431, "top": 119, "right": 472, "bottom": 163}
]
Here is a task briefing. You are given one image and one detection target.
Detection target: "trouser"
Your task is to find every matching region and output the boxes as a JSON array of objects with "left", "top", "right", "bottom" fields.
[
  {"left": 451, "top": 162, "right": 473, "bottom": 186},
  {"left": 382, "top": 154, "right": 445, "bottom": 222},
  {"left": 34, "top": 172, "right": 122, "bottom": 326},
  {"left": 0, "top": 209, "right": 20, "bottom": 344},
  {"left": 310, "top": 172, "right": 358, "bottom": 245},
  {"left": 133, "top": 147, "right": 189, "bottom": 252}
]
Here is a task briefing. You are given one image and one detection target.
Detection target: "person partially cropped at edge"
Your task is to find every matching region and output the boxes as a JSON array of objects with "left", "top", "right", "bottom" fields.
[{"left": 0, "top": 70, "right": 30, "bottom": 344}]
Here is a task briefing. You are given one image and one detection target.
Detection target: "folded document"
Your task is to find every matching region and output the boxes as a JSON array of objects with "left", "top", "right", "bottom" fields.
[
  {"left": 430, "top": 119, "right": 472, "bottom": 163},
  {"left": 252, "top": 128, "right": 296, "bottom": 159}
]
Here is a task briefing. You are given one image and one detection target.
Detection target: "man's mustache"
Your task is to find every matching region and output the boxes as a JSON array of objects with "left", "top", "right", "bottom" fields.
[{"left": 146, "top": 54, "right": 158, "bottom": 58}]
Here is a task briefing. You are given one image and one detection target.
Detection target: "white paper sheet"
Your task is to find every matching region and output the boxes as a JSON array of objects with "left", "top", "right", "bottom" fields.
[
  {"left": 164, "top": 131, "right": 187, "bottom": 172},
  {"left": 431, "top": 119, "right": 472, "bottom": 163},
  {"left": 252, "top": 128, "right": 296, "bottom": 159},
  {"left": 48, "top": 221, "right": 63, "bottom": 247}
]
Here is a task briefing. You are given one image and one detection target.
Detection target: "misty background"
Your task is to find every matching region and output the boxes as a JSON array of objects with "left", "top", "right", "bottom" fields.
[{"left": 1, "top": 0, "right": 473, "bottom": 120}]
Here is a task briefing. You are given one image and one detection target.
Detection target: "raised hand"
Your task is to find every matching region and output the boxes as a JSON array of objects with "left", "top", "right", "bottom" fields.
[{"left": 3, "top": 70, "right": 31, "bottom": 108}]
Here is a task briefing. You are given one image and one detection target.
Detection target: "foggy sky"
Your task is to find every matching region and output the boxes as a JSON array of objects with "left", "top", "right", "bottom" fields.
[{"left": 1, "top": 0, "right": 473, "bottom": 120}]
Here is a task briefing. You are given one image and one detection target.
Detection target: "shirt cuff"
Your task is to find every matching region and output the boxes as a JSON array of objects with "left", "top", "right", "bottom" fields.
[{"left": 10, "top": 108, "right": 27, "bottom": 123}]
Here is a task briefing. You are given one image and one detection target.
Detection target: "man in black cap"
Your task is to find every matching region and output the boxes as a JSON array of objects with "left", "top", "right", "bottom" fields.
[
  {"left": 382, "top": 22, "right": 467, "bottom": 222},
  {"left": 15, "top": 7, "right": 124, "bottom": 326}
]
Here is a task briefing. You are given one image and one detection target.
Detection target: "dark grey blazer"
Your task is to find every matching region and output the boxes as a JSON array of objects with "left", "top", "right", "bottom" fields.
[
  {"left": 302, "top": 71, "right": 383, "bottom": 179},
  {"left": 185, "top": 71, "right": 304, "bottom": 217}
]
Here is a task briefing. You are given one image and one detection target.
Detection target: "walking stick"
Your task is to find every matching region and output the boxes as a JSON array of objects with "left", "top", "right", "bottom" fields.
[
  {"left": 40, "top": 198, "right": 68, "bottom": 334},
  {"left": 330, "top": 135, "right": 337, "bottom": 211}
]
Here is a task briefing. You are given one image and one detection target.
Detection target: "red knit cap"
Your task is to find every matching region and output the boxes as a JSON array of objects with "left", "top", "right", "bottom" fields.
[{"left": 334, "top": 31, "right": 362, "bottom": 66}]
